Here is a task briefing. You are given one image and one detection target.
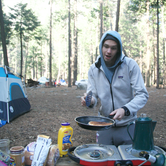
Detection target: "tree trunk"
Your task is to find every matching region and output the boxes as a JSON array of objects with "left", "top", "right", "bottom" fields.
[
  {"left": 45, "top": 42, "right": 48, "bottom": 78},
  {"left": 115, "top": 0, "right": 121, "bottom": 32},
  {"left": 100, "top": 0, "right": 103, "bottom": 39},
  {"left": 49, "top": 0, "right": 52, "bottom": 86},
  {"left": 163, "top": 39, "right": 166, "bottom": 87},
  {"left": 153, "top": 23, "right": 156, "bottom": 85},
  {"left": 0, "top": 0, "right": 9, "bottom": 67},
  {"left": 90, "top": 26, "right": 93, "bottom": 64},
  {"left": 40, "top": 57, "right": 43, "bottom": 77},
  {"left": 56, "top": 50, "right": 61, "bottom": 84},
  {"left": 162, "top": 5, "right": 165, "bottom": 87},
  {"left": 68, "top": 0, "right": 72, "bottom": 87},
  {"left": 24, "top": 42, "right": 29, "bottom": 83},
  {"left": 145, "top": 0, "right": 150, "bottom": 87},
  {"left": 40, "top": 45, "right": 43, "bottom": 77},
  {"left": 156, "top": 0, "right": 159, "bottom": 88},
  {"left": 20, "top": 31, "right": 23, "bottom": 77},
  {"left": 139, "top": 46, "right": 142, "bottom": 73},
  {"left": 32, "top": 57, "right": 35, "bottom": 79},
  {"left": 95, "top": 47, "right": 98, "bottom": 60},
  {"left": 73, "top": 0, "right": 78, "bottom": 85},
  {"left": 36, "top": 56, "right": 38, "bottom": 80}
]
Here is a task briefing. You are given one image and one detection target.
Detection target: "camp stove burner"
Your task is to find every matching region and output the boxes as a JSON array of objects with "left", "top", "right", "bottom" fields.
[
  {"left": 68, "top": 144, "right": 122, "bottom": 165},
  {"left": 118, "top": 145, "right": 165, "bottom": 166},
  {"left": 125, "top": 146, "right": 160, "bottom": 158},
  {"left": 74, "top": 144, "right": 121, "bottom": 162},
  {"left": 89, "top": 150, "right": 101, "bottom": 159}
]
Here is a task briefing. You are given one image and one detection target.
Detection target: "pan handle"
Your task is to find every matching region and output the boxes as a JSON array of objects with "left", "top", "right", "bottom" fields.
[
  {"left": 68, "top": 147, "right": 80, "bottom": 164},
  {"left": 108, "top": 114, "right": 115, "bottom": 119},
  {"left": 108, "top": 114, "right": 116, "bottom": 127}
]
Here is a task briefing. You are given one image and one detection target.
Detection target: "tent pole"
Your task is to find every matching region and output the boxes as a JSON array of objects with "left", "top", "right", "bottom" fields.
[{"left": 5, "top": 66, "right": 10, "bottom": 123}]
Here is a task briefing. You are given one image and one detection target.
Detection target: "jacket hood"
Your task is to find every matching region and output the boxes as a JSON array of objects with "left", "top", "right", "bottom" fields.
[
  {"left": 98, "top": 31, "right": 123, "bottom": 84},
  {"left": 99, "top": 30, "right": 123, "bottom": 64}
]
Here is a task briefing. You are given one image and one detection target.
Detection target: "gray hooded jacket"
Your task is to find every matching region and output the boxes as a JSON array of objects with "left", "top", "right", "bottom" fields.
[{"left": 87, "top": 30, "right": 149, "bottom": 126}]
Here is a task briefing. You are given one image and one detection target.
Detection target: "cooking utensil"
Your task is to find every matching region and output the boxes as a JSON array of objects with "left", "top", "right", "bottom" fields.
[
  {"left": 75, "top": 115, "right": 115, "bottom": 131},
  {"left": 85, "top": 91, "right": 92, "bottom": 107}
]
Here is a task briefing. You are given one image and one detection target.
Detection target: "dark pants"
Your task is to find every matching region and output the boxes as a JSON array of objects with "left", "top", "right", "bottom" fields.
[{"left": 96, "top": 123, "right": 135, "bottom": 147}]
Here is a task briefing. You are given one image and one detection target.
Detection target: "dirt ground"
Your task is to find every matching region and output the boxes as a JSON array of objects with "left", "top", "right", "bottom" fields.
[{"left": 0, "top": 85, "right": 166, "bottom": 150}]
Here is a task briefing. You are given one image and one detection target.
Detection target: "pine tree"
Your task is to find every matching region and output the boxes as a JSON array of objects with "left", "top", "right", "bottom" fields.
[{"left": 9, "top": 3, "right": 40, "bottom": 77}]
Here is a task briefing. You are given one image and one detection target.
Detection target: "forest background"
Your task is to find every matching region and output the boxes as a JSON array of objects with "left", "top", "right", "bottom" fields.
[{"left": 0, "top": 0, "right": 166, "bottom": 88}]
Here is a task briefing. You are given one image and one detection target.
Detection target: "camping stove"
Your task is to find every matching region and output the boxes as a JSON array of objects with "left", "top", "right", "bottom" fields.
[
  {"left": 118, "top": 144, "right": 166, "bottom": 166},
  {"left": 71, "top": 144, "right": 122, "bottom": 166}
]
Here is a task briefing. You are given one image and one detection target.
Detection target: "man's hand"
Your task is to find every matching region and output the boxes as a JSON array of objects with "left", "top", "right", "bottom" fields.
[
  {"left": 110, "top": 108, "right": 125, "bottom": 121},
  {"left": 81, "top": 93, "right": 86, "bottom": 106},
  {"left": 81, "top": 93, "right": 94, "bottom": 107}
]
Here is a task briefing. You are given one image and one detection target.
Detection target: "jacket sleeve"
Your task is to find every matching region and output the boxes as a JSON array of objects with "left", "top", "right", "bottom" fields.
[{"left": 124, "top": 59, "right": 149, "bottom": 115}]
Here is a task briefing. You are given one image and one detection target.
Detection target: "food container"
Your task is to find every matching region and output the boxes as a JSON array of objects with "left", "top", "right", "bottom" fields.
[
  {"left": 10, "top": 146, "right": 25, "bottom": 166},
  {"left": 58, "top": 122, "right": 73, "bottom": 157},
  {"left": 0, "top": 139, "right": 10, "bottom": 154}
]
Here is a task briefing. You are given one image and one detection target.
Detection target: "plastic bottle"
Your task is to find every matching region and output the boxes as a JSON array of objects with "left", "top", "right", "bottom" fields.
[{"left": 57, "top": 122, "right": 73, "bottom": 157}]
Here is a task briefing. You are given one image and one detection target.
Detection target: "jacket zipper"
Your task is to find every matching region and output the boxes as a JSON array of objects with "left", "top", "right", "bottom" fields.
[
  {"left": 96, "top": 56, "right": 125, "bottom": 113},
  {"left": 110, "top": 75, "right": 115, "bottom": 111},
  {"left": 110, "top": 59, "right": 124, "bottom": 111},
  {"left": 99, "top": 69, "right": 115, "bottom": 112}
]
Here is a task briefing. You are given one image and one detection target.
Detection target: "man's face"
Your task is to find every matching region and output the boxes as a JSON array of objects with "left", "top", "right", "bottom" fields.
[{"left": 102, "top": 40, "right": 118, "bottom": 67}]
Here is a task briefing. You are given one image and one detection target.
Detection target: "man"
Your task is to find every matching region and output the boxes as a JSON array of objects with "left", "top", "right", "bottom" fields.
[{"left": 81, "top": 30, "right": 149, "bottom": 146}]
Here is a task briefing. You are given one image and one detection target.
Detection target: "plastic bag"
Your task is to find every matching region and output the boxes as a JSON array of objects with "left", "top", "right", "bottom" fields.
[
  {"left": 0, "top": 120, "right": 6, "bottom": 127},
  {"left": 46, "top": 144, "right": 60, "bottom": 166}
]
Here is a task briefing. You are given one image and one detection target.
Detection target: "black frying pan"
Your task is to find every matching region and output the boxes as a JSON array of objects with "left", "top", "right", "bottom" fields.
[{"left": 74, "top": 115, "right": 115, "bottom": 131}]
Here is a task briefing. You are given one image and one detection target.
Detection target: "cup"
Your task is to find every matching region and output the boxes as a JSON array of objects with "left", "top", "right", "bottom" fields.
[{"left": 0, "top": 139, "right": 10, "bottom": 154}]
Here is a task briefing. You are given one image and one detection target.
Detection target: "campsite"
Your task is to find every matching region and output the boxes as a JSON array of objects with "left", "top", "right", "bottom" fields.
[
  {"left": 1, "top": 1, "right": 166, "bottom": 164},
  {"left": 0, "top": 84, "right": 166, "bottom": 150}
]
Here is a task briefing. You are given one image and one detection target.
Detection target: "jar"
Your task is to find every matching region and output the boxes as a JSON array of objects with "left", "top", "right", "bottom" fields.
[
  {"left": 10, "top": 146, "right": 25, "bottom": 166},
  {"left": 0, "top": 139, "right": 10, "bottom": 154},
  {"left": 57, "top": 122, "right": 73, "bottom": 157}
]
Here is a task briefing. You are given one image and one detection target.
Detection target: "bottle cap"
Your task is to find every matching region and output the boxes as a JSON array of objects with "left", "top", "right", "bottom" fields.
[{"left": 61, "top": 122, "right": 70, "bottom": 126}]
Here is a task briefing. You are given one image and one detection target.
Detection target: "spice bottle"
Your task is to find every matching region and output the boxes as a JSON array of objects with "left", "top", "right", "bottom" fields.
[
  {"left": 58, "top": 122, "right": 73, "bottom": 157},
  {"left": 10, "top": 146, "right": 25, "bottom": 166}
]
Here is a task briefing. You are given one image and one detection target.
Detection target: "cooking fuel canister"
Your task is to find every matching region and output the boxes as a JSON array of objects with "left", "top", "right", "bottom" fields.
[{"left": 58, "top": 122, "right": 73, "bottom": 157}]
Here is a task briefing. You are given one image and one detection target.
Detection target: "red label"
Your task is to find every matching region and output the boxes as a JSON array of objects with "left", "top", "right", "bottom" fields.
[{"left": 10, "top": 157, "right": 15, "bottom": 162}]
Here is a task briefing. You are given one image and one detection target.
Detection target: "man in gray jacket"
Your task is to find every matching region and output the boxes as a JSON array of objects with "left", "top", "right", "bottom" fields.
[{"left": 81, "top": 30, "right": 149, "bottom": 146}]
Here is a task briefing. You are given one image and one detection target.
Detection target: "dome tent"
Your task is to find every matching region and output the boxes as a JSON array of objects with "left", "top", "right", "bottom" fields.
[{"left": 0, "top": 66, "right": 31, "bottom": 123}]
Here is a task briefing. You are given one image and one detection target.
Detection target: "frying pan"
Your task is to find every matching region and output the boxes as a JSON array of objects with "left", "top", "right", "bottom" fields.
[{"left": 75, "top": 115, "right": 115, "bottom": 131}]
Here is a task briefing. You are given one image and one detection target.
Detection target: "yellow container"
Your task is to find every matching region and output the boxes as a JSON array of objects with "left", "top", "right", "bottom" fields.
[{"left": 58, "top": 122, "right": 73, "bottom": 157}]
